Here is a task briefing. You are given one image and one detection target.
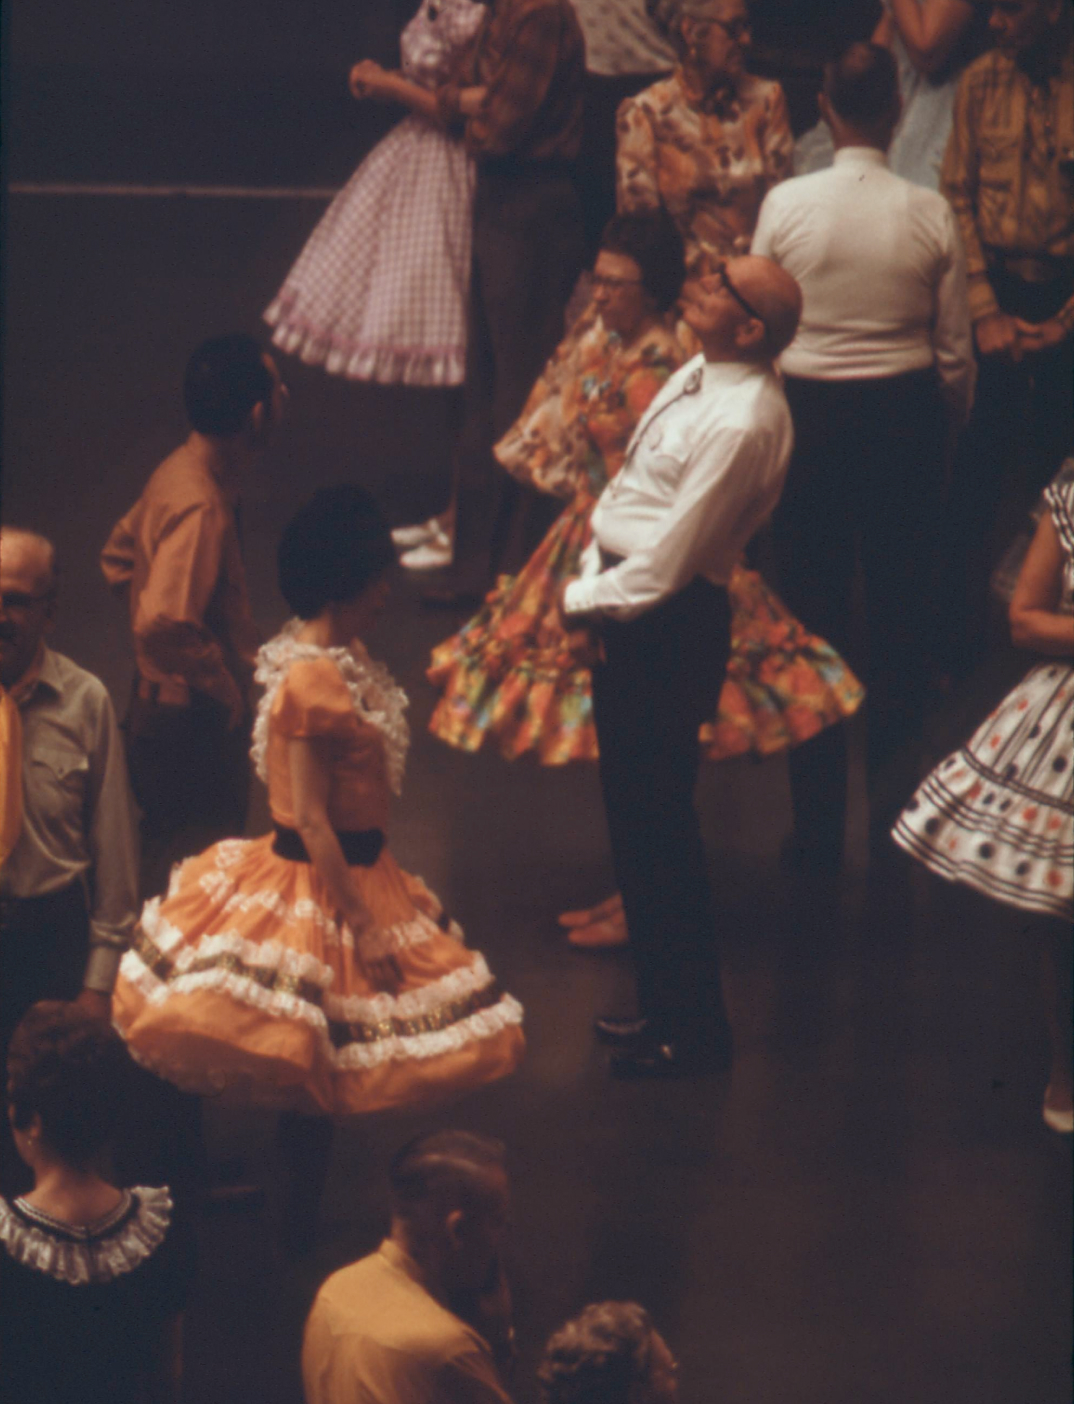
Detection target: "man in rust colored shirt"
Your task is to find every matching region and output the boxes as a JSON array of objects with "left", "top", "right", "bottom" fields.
[
  {"left": 102, "top": 334, "right": 288, "bottom": 892},
  {"left": 940, "top": 0, "right": 1074, "bottom": 671},
  {"left": 424, "top": 0, "right": 588, "bottom": 604}
]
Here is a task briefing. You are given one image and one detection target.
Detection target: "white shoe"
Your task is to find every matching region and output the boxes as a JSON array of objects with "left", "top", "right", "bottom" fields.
[
  {"left": 392, "top": 517, "right": 441, "bottom": 549},
  {"left": 400, "top": 531, "right": 453, "bottom": 571}
]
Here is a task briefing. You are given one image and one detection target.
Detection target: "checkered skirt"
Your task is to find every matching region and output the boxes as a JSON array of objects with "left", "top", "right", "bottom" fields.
[{"left": 265, "top": 116, "right": 475, "bottom": 386}]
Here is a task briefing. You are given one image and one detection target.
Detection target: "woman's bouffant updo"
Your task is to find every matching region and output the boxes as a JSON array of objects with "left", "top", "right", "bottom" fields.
[
  {"left": 646, "top": 0, "right": 730, "bottom": 53},
  {"left": 278, "top": 485, "right": 395, "bottom": 619},
  {"left": 537, "top": 1302, "right": 658, "bottom": 1404},
  {"left": 7, "top": 1002, "right": 131, "bottom": 1168}
]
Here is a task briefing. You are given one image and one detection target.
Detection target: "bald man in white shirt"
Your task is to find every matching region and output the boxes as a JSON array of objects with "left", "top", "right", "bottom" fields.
[
  {"left": 751, "top": 41, "right": 975, "bottom": 867},
  {"left": 561, "top": 254, "right": 802, "bottom": 1078}
]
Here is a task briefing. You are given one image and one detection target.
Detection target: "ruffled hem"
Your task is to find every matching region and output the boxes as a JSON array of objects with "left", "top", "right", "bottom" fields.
[
  {"left": 0, "top": 1188, "right": 172, "bottom": 1285},
  {"left": 265, "top": 305, "right": 466, "bottom": 387},
  {"left": 428, "top": 565, "right": 865, "bottom": 765}
]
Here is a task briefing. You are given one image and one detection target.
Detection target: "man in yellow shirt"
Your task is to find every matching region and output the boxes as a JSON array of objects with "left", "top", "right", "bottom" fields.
[{"left": 302, "top": 1130, "right": 515, "bottom": 1404}]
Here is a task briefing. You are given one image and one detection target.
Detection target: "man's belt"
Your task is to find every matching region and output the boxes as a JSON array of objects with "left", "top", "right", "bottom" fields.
[{"left": 272, "top": 824, "right": 385, "bottom": 867}]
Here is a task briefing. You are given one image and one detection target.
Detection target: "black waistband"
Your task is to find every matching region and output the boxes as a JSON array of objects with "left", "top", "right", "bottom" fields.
[{"left": 272, "top": 825, "right": 385, "bottom": 867}]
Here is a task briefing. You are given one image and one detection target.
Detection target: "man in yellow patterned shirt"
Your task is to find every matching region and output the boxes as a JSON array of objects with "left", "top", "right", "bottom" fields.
[{"left": 940, "top": 0, "right": 1073, "bottom": 670}]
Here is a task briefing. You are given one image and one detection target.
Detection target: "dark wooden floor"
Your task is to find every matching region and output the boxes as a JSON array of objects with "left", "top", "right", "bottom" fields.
[{"left": 3, "top": 181, "right": 1071, "bottom": 1404}]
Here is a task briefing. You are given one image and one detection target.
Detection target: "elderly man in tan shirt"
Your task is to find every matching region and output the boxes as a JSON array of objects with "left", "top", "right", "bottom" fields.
[
  {"left": 303, "top": 1130, "right": 515, "bottom": 1404},
  {"left": 101, "top": 334, "right": 286, "bottom": 892},
  {"left": 0, "top": 528, "right": 138, "bottom": 1192}
]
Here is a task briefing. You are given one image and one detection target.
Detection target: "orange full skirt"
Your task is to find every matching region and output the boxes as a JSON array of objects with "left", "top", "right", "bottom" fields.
[{"left": 113, "top": 835, "right": 524, "bottom": 1116}]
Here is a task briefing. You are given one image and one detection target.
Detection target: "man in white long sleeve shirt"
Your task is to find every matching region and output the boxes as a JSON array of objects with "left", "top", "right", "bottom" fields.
[
  {"left": 561, "top": 254, "right": 802, "bottom": 1078},
  {"left": 751, "top": 40, "right": 976, "bottom": 867}
]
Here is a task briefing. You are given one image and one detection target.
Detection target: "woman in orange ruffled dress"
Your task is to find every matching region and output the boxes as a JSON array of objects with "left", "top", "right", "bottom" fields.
[
  {"left": 114, "top": 487, "right": 523, "bottom": 1236},
  {"left": 427, "top": 211, "right": 864, "bottom": 946}
]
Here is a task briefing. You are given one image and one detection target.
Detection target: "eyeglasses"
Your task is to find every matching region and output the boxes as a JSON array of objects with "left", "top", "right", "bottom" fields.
[
  {"left": 709, "top": 14, "right": 751, "bottom": 42},
  {"left": 712, "top": 260, "right": 766, "bottom": 327}
]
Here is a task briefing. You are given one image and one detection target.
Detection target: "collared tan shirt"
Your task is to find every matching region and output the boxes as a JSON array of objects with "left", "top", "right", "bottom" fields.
[
  {"left": 100, "top": 440, "right": 259, "bottom": 709},
  {"left": 302, "top": 1239, "right": 513, "bottom": 1404},
  {"left": 942, "top": 45, "right": 1074, "bottom": 325},
  {"left": 0, "top": 648, "right": 138, "bottom": 993}
]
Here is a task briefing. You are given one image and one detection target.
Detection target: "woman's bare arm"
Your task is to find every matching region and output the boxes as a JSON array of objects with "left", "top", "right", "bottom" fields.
[
  {"left": 349, "top": 59, "right": 484, "bottom": 123},
  {"left": 1009, "top": 512, "right": 1074, "bottom": 656},
  {"left": 288, "top": 737, "right": 401, "bottom": 990}
]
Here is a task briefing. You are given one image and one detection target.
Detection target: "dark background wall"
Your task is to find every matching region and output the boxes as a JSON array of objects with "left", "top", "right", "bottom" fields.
[{"left": 3, "top": 0, "right": 879, "bottom": 186}]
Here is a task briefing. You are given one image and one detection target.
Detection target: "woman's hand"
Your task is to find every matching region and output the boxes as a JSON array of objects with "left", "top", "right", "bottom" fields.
[{"left": 349, "top": 60, "right": 399, "bottom": 103}]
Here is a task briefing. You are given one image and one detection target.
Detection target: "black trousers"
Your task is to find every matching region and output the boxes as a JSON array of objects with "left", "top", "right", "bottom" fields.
[
  {"left": 0, "top": 883, "right": 90, "bottom": 1194},
  {"left": 942, "top": 270, "right": 1074, "bottom": 671},
  {"left": 452, "top": 159, "right": 586, "bottom": 574},
  {"left": 125, "top": 686, "right": 251, "bottom": 898},
  {"left": 592, "top": 578, "right": 732, "bottom": 1051},
  {"left": 771, "top": 369, "right": 946, "bottom": 852}
]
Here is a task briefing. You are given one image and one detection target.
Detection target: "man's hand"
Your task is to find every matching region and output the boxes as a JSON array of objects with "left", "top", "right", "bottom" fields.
[
  {"left": 973, "top": 310, "right": 1022, "bottom": 360},
  {"left": 73, "top": 988, "right": 112, "bottom": 1022},
  {"left": 557, "top": 585, "right": 603, "bottom": 667},
  {"left": 349, "top": 59, "right": 398, "bottom": 103},
  {"left": 1013, "top": 316, "right": 1070, "bottom": 355}
]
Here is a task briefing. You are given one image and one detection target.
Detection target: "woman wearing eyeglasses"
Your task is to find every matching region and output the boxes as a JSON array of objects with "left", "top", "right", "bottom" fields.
[{"left": 616, "top": 0, "right": 792, "bottom": 274}]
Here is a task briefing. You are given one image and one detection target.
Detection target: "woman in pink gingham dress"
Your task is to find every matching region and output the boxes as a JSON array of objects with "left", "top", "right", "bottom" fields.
[{"left": 264, "top": 0, "right": 487, "bottom": 387}]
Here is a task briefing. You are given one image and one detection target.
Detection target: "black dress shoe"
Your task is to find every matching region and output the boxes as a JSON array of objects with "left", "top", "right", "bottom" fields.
[
  {"left": 609, "top": 1038, "right": 733, "bottom": 1080},
  {"left": 593, "top": 1015, "right": 651, "bottom": 1045}
]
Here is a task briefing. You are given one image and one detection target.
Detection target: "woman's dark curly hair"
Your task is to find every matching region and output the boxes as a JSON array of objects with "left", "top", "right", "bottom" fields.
[
  {"left": 6, "top": 1002, "right": 131, "bottom": 1168},
  {"left": 600, "top": 210, "right": 686, "bottom": 315},
  {"left": 278, "top": 484, "right": 395, "bottom": 619},
  {"left": 537, "top": 1302, "right": 657, "bottom": 1404}
]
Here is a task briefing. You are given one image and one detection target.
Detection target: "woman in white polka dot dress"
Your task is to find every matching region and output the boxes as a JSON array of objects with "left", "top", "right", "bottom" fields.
[{"left": 893, "top": 462, "right": 1074, "bottom": 1132}]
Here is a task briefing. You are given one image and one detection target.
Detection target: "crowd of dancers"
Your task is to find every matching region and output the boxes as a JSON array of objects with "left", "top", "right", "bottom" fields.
[{"left": 1, "top": 0, "right": 1072, "bottom": 1398}]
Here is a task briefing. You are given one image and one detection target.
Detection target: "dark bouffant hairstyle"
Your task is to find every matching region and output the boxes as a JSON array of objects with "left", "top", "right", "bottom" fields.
[
  {"left": 824, "top": 41, "right": 899, "bottom": 129},
  {"left": 600, "top": 209, "right": 687, "bottom": 314},
  {"left": 538, "top": 1302, "right": 657, "bottom": 1404},
  {"left": 388, "top": 1129, "right": 506, "bottom": 1229},
  {"left": 6, "top": 1002, "right": 131, "bottom": 1168},
  {"left": 278, "top": 484, "right": 395, "bottom": 619},
  {"left": 183, "top": 333, "right": 275, "bottom": 436}
]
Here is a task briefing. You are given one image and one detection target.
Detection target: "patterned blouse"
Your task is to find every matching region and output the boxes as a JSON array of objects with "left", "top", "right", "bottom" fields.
[
  {"left": 494, "top": 312, "right": 685, "bottom": 499},
  {"left": 616, "top": 68, "right": 793, "bottom": 272}
]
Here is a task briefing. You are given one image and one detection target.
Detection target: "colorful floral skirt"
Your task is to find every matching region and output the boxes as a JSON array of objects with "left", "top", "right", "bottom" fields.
[
  {"left": 893, "top": 660, "right": 1073, "bottom": 919},
  {"left": 427, "top": 491, "right": 865, "bottom": 764},
  {"left": 113, "top": 836, "right": 524, "bottom": 1115}
]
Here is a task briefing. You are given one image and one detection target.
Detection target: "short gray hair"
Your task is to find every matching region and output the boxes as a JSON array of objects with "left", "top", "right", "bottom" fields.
[{"left": 645, "top": 0, "right": 732, "bottom": 54}]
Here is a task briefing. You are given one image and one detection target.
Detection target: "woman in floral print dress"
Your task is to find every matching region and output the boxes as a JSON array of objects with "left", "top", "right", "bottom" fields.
[{"left": 615, "top": 0, "right": 793, "bottom": 275}]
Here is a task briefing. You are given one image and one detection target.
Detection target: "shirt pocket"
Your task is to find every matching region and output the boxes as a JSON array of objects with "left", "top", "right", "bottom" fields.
[
  {"left": 977, "top": 130, "right": 1019, "bottom": 187},
  {"left": 31, "top": 743, "right": 89, "bottom": 794}
]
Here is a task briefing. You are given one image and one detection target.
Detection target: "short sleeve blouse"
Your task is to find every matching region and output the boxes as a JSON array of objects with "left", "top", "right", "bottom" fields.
[{"left": 266, "top": 658, "right": 392, "bottom": 833}]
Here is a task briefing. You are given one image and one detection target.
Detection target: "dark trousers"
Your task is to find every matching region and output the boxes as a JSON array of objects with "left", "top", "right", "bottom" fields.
[
  {"left": 0, "top": 883, "right": 89, "bottom": 1194},
  {"left": 125, "top": 686, "right": 251, "bottom": 899},
  {"left": 592, "top": 578, "right": 733, "bottom": 1051},
  {"left": 772, "top": 369, "right": 947, "bottom": 854},
  {"left": 942, "top": 271, "right": 1074, "bottom": 671},
  {"left": 452, "top": 160, "right": 586, "bottom": 576}
]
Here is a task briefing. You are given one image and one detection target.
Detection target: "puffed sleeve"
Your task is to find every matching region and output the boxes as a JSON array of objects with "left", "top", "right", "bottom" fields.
[{"left": 271, "top": 659, "right": 356, "bottom": 740}]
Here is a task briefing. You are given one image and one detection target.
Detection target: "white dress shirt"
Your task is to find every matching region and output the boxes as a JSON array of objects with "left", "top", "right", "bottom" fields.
[
  {"left": 1, "top": 648, "right": 138, "bottom": 992},
  {"left": 751, "top": 146, "right": 975, "bottom": 420},
  {"left": 563, "top": 355, "right": 794, "bottom": 622}
]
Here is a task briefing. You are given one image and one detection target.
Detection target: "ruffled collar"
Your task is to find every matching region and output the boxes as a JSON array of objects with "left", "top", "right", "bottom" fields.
[
  {"left": 0, "top": 1187, "right": 172, "bottom": 1285},
  {"left": 251, "top": 620, "right": 410, "bottom": 795}
]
